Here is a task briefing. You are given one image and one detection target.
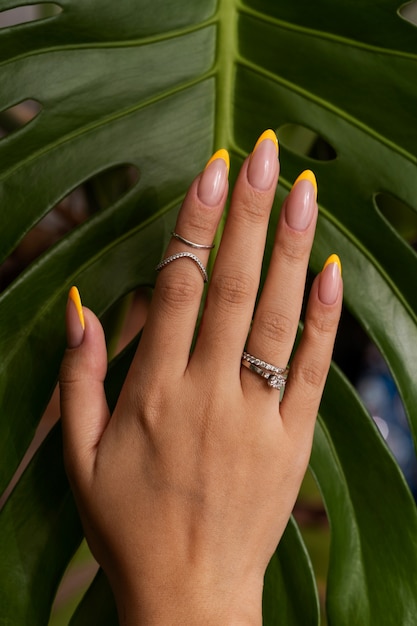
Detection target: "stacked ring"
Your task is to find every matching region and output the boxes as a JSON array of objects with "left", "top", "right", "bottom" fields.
[
  {"left": 241, "top": 351, "right": 289, "bottom": 391},
  {"left": 155, "top": 231, "right": 214, "bottom": 282}
]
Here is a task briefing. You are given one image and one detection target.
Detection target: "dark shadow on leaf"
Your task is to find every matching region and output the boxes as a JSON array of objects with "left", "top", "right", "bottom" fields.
[
  {"left": 0, "top": 163, "right": 140, "bottom": 291},
  {"left": 0, "top": 99, "right": 42, "bottom": 140},
  {"left": 374, "top": 191, "right": 417, "bottom": 245},
  {"left": 277, "top": 124, "right": 337, "bottom": 162},
  {"left": 0, "top": 3, "right": 62, "bottom": 28}
]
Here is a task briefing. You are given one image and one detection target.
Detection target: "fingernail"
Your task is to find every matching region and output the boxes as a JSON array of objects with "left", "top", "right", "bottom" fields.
[
  {"left": 247, "top": 129, "right": 279, "bottom": 191},
  {"left": 319, "top": 254, "right": 342, "bottom": 305},
  {"left": 66, "top": 286, "right": 85, "bottom": 348},
  {"left": 197, "top": 148, "right": 229, "bottom": 206},
  {"left": 285, "top": 170, "right": 317, "bottom": 231}
]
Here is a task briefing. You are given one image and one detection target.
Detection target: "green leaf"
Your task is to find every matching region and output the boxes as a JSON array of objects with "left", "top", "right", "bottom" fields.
[
  {"left": 0, "top": 423, "right": 82, "bottom": 625},
  {"left": 313, "top": 366, "right": 417, "bottom": 625},
  {"left": 263, "top": 517, "right": 320, "bottom": 626},
  {"left": 1, "top": 0, "right": 417, "bottom": 623},
  {"left": 0, "top": 200, "right": 174, "bottom": 492},
  {"left": 0, "top": 334, "right": 138, "bottom": 624}
]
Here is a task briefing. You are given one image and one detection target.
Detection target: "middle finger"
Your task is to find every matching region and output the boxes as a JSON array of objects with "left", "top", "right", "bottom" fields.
[{"left": 194, "top": 130, "right": 279, "bottom": 368}]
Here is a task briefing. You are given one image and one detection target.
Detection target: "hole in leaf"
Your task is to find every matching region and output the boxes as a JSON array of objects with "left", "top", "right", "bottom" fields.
[
  {"left": 0, "top": 288, "right": 147, "bottom": 512},
  {"left": 0, "top": 163, "right": 139, "bottom": 291},
  {"left": 50, "top": 539, "right": 99, "bottom": 623},
  {"left": 278, "top": 124, "right": 337, "bottom": 161},
  {"left": 399, "top": 1, "right": 417, "bottom": 26},
  {"left": 0, "top": 99, "right": 42, "bottom": 139},
  {"left": 356, "top": 341, "right": 417, "bottom": 498},
  {"left": 0, "top": 3, "right": 61, "bottom": 28},
  {"left": 333, "top": 306, "right": 417, "bottom": 499},
  {"left": 374, "top": 192, "right": 417, "bottom": 244}
]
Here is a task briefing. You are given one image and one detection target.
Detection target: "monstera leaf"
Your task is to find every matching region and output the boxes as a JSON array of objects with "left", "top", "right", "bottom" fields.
[{"left": 1, "top": 0, "right": 417, "bottom": 624}]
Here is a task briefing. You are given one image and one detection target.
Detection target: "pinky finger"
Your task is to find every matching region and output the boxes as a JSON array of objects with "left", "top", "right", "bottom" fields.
[{"left": 280, "top": 254, "right": 343, "bottom": 440}]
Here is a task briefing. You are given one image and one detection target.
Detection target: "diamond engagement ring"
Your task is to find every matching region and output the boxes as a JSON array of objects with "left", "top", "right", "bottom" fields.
[
  {"left": 241, "top": 351, "right": 289, "bottom": 391},
  {"left": 155, "top": 251, "right": 208, "bottom": 282}
]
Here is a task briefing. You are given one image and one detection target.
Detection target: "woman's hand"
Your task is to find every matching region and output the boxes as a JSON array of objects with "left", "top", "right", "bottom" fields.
[{"left": 60, "top": 130, "right": 342, "bottom": 626}]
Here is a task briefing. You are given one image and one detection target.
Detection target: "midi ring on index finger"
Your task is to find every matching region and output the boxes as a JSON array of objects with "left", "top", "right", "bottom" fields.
[{"left": 171, "top": 231, "right": 215, "bottom": 250}]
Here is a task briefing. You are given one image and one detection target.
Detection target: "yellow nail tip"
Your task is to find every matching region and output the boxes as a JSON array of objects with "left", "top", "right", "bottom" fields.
[
  {"left": 253, "top": 129, "right": 279, "bottom": 154},
  {"left": 293, "top": 169, "right": 317, "bottom": 197},
  {"left": 323, "top": 254, "right": 342, "bottom": 276},
  {"left": 68, "top": 286, "right": 85, "bottom": 329},
  {"left": 205, "top": 148, "right": 230, "bottom": 172}
]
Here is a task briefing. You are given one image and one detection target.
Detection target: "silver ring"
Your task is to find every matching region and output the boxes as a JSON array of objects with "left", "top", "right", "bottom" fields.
[
  {"left": 241, "top": 352, "right": 289, "bottom": 391},
  {"left": 241, "top": 360, "right": 288, "bottom": 390},
  {"left": 156, "top": 252, "right": 208, "bottom": 282},
  {"left": 242, "top": 351, "right": 289, "bottom": 375},
  {"left": 171, "top": 231, "right": 215, "bottom": 250}
]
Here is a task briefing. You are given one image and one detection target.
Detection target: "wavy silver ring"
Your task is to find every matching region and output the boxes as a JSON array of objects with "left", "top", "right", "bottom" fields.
[
  {"left": 156, "top": 251, "right": 208, "bottom": 282},
  {"left": 171, "top": 231, "right": 215, "bottom": 250}
]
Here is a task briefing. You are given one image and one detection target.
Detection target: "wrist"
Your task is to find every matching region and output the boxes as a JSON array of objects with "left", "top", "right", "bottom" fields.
[
  {"left": 117, "top": 602, "right": 262, "bottom": 626},
  {"left": 112, "top": 570, "right": 263, "bottom": 626}
]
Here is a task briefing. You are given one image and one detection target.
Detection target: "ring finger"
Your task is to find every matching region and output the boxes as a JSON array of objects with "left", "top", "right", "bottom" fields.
[{"left": 242, "top": 170, "right": 318, "bottom": 394}]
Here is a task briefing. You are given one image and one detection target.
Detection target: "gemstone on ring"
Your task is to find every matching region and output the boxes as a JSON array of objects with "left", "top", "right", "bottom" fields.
[
  {"left": 267, "top": 373, "right": 287, "bottom": 390},
  {"left": 241, "top": 352, "right": 289, "bottom": 393},
  {"left": 242, "top": 351, "right": 289, "bottom": 376}
]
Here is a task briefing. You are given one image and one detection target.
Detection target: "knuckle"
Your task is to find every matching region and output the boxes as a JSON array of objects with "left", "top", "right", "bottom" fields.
[
  {"left": 276, "top": 235, "right": 310, "bottom": 264},
  {"left": 308, "top": 310, "right": 336, "bottom": 337},
  {"left": 293, "top": 360, "right": 327, "bottom": 389},
  {"left": 59, "top": 360, "right": 81, "bottom": 385},
  {"left": 211, "top": 270, "right": 255, "bottom": 309},
  {"left": 236, "top": 190, "right": 270, "bottom": 225},
  {"left": 158, "top": 270, "right": 201, "bottom": 310},
  {"left": 256, "top": 309, "right": 294, "bottom": 344},
  {"left": 129, "top": 384, "right": 167, "bottom": 434},
  {"left": 187, "top": 210, "right": 215, "bottom": 240}
]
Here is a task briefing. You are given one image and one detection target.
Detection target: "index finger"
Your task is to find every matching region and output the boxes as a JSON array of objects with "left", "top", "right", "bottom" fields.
[{"left": 132, "top": 149, "right": 230, "bottom": 377}]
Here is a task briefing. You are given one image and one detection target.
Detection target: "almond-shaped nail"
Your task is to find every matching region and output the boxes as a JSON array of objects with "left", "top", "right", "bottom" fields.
[
  {"left": 319, "top": 254, "right": 342, "bottom": 305},
  {"left": 285, "top": 170, "right": 317, "bottom": 231},
  {"left": 66, "top": 286, "right": 85, "bottom": 348},
  {"left": 197, "top": 148, "right": 229, "bottom": 206},
  {"left": 247, "top": 129, "right": 279, "bottom": 191},
  {"left": 294, "top": 169, "right": 317, "bottom": 198}
]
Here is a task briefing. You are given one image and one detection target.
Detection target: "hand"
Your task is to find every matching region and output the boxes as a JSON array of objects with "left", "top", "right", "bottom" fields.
[{"left": 60, "top": 129, "right": 342, "bottom": 626}]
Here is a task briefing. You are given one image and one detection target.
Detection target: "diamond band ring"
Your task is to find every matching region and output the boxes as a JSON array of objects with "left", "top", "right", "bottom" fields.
[
  {"left": 156, "top": 252, "right": 208, "bottom": 282},
  {"left": 171, "top": 231, "right": 215, "bottom": 250},
  {"left": 241, "top": 351, "right": 289, "bottom": 391}
]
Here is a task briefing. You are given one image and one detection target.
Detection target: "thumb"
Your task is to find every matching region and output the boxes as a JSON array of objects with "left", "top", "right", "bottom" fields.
[{"left": 60, "top": 286, "right": 110, "bottom": 484}]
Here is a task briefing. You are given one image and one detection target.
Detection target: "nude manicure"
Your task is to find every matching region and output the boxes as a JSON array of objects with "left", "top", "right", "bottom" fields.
[
  {"left": 247, "top": 129, "right": 279, "bottom": 191},
  {"left": 285, "top": 170, "right": 317, "bottom": 231},
  {"left": 197, "top": 149, "right": 229, "bottom": 206},
  {"left": 319, "top": 255, "right": 342, "bottom": 305}
]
